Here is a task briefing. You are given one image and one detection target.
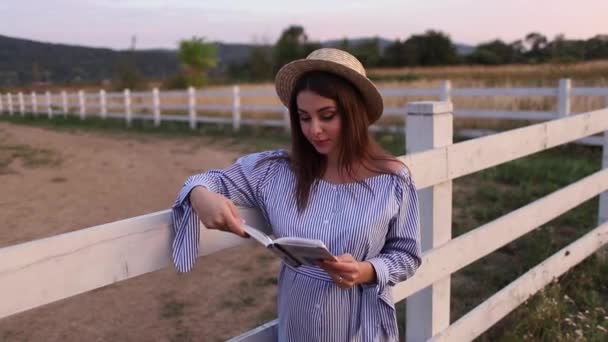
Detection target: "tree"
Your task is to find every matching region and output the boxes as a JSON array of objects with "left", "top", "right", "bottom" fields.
[
  {"left": 273, "top": 25, "right": 320, "bottom": 73},
  {"left": 178, "top": 36, "right": 218, "bottom": 87},
  {"left": 401, "top": 30, "right": 458, "bottom": 66},
  {"left": 467, "top": 39, "right": 523, "bottom": 64},
  {"left": 382, "top": 39, "right": 406, "bottom": 67},
  {"left": 524, "top": 32, "right": 548, "bottom": 62},
  {"left": 350, "top": 37, "right": 382, "bottom": 67},
  {"left": 338, "top": 38, "right": 351, "bottom": 52}
]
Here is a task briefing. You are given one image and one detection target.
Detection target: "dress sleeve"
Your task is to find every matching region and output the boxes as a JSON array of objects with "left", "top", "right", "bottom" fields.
[
  {"left": 171, "top": 149, "right": 285, "bottom": 272},
  {"left": 367, "top": 170, "right": 422, "bottom": 293}
]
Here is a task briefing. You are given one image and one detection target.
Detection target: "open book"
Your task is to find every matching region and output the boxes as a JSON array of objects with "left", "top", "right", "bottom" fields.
[{"left": 243, "top": 224, "right": 337, "bottom": 268}]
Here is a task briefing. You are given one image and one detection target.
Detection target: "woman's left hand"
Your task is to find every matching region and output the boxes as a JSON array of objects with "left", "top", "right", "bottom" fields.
[{"left": 318, "top": 254, "right": 376, "bottom": 289}]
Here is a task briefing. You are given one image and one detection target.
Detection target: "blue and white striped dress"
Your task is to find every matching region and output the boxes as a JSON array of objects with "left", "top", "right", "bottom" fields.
[{"left": 171, "top": 149, "right": 422, "bottom": 341}]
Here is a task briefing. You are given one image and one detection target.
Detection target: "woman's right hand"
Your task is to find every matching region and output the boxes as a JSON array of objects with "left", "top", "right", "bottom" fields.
[{"left": 189, "top": 186, "right": 248, "bottom": 237}]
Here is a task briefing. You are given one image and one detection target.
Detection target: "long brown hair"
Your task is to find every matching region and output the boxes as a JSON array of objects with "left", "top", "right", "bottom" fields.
[{"left": 288, "top": 71, "right": 404, "bottom": 211}]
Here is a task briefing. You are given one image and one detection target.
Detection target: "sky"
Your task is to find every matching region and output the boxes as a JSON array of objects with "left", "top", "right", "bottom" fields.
[{"left": 1, "top": 0, "right": 607, "bottom": 50}]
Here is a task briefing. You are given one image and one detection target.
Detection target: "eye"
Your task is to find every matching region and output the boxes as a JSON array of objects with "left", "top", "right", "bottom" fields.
[
  {"left": 299, "top": 115, "right": 311, "bottom": 122},
  {"left": 321, "top": 113, "right": 336, "bottom": 121}
]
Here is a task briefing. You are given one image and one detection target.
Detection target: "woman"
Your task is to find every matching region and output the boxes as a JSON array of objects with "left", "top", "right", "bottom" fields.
[{"left": 171, "top": 48, "right": 422, "bottom": 341}]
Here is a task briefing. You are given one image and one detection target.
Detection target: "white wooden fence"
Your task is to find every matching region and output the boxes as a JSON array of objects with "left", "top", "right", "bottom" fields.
[
  {"left": 1, "top": 79, "right": 608, "bottom": 147},
  {"left": 0, "top": 98, "right": 607, "bottom": 341}
]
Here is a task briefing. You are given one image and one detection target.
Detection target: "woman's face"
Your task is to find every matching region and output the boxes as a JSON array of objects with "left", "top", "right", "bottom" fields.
[{"left": 296, "top": 90, "right": 342, "bottom": 157}]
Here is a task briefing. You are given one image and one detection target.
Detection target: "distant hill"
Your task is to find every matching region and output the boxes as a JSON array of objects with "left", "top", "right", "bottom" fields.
[
  {"left": 0, "top": 34, "right": 474, "bottom": 87},
  {"left": 322, "top": 37, "right": 474, "bottom": 57},
  {"left": 0, "top": 35, "right": 179, "bottom": 86}
]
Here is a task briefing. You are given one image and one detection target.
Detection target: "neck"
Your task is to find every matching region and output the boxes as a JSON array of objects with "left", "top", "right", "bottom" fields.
[{"left": 325, "top": 149, "right": 340, "bottom": 173}]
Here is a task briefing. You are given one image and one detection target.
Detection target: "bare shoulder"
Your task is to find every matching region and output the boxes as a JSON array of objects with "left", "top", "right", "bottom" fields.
[{"left": 383, "top": 158, "right": 407, "bottom": 173}]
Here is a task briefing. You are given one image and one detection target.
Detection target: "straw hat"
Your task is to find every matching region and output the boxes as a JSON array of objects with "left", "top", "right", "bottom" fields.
[{"left": 274, "top": 48, "right": 384, "bottom": 124}]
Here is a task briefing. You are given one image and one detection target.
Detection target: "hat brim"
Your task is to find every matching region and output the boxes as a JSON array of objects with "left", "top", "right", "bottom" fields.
[{"left": 275, "top": 59, "right": 383, "bottom": 124}]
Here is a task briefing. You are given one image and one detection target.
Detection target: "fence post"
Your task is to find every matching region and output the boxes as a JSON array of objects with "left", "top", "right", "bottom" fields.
[
  {"left": 100, "top": 89, "right": 107, "bottom": 119},
  {"left": 124, "top": 89, "right": 132, "bottom": 127},
  {"left": 18, "top": 92, "right": 25, "bottom": 116},
  {"left": 439, "top": 80, "right": 451, "bottom": 101},
  {"left": 0, "top": 93, "right": 3, "bottom": 114},
  {"left": 233, "top": 85, "right": 241, "bottom": 131},
  {"left": 7, "top": 93, "right": 13, "bottom": 115},
  {"left": 78, "top": 90, "right": 86, "bottom": 120},
  {"left": 31, "top": 92, "right": 38, "bottom": 116},
  {"left": 45, "top": 91, "right": 52, "bottom": 118},
  {"left": 188, "top": 86, "right": 197, "bottom": 130},
  {"left": 405, "top": 101, "right": 453, "bottom": 341},
  {"left": 558, "top": 78, "right": 571, "bottom": 118},
  {"left": 153, "top": 88, "right": 161, "bottom": 127},
  {"left": 61, "top": 91, "right": 68, "bottom": 117},
  {"left": 599, "top": 96, "right": 608, "bottom": 227}
]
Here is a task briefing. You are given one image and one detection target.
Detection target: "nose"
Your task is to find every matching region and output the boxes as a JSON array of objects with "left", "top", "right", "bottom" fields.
[{"left": 310, "top": 118, "right": 323, "bottom": 136}]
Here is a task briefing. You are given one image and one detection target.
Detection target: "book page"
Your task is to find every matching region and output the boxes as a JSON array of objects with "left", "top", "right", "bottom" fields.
[
  {"left": 274, "top": 236, "right": 326, "bottom": 248},
  {"left": 243, "top": 224, "right": 272, "bottom": 247},
  {"left": 278, "top": 243, "right": 337, "bottom": 266}
]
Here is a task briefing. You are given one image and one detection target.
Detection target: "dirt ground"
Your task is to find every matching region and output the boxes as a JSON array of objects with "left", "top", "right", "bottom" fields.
[{"left": 0, "top": 122, "right": 282, "bottom": 342}]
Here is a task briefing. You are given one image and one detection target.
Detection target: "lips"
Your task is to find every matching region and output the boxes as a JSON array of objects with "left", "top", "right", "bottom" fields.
[{"left": 313, "top": 139, "right": 330, "bottom": 146}]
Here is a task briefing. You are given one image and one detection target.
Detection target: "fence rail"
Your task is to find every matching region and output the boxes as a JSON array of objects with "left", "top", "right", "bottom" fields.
[
  {"left": 1, "top": 97, "right": 607, "bottom": 341},
  {"left": 2, "top": 79, "right": 608, "bottom": 147}
]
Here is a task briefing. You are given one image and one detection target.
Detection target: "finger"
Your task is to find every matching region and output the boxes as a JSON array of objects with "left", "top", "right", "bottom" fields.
[
  {"left": 225, "top": 206, "right": 246, "bottom": 237},
  {"left": 227, "top": 202, "right": 249, "bottom": 237},
  {"left": 334, "top": 253, "right": 355, "bottom": 262},
  {"left": 333, "top": 274, "right": 352, "bottom": 289},
  {"left": 228, "top": 201, "right": 243, "bottom": 223},
  {"left": 225, "top": 214, "right": 246, "bottom": 237},
  {"left": 321, "top": 261, "right": 356, "bottom": 273}
]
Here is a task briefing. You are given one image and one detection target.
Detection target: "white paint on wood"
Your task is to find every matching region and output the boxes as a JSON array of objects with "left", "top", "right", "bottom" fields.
[
  {"left": 18, "top": 92, "right": 25, "bottom": 115},
  {"left": 188, "top": 86, "right": 197, "bottom": 130},
  {"left": 78, "top": 90, "right": 86, "bottom": 120},
  {"left": 431, "top": 222, "right": 608, "bottom": 342},
  {"left": 571, "top": 87, "right": 608, "bottom": 96},
  {"left": 124, "top": 89, "right": 132, "bottom": 127},
  {"left": 558, "top": 78, "right": 571, "bottom": 117},
  {"left": 233, "top": 85, "right": 241, "bottom": 131},
  {"left": 45, "top": 91, "right": 52, "bottom": 118},
  {"left": 100, "top": 89, "right": 107, "bottom": 119},
  {"left": 600, "top": 96, "right": 608, "bottom": 226},
  {"left": 153, "top": 88, "right": 161, "bottom": 127},
  {"left": 451, "top": 87, "right": 556, "bottom": 97},
  {"left": 458, "top": 129, "right": 603, "bottom": 147},
  {"left": 393, "top": 109, "right": 607, "bottom": 191},
  {"left": 237, "top": 88, "right": 275, "bottom": 97},
  {"left": 243, "top": 104, "right": 284, "bottom": 112},
  {"left": 7, "top": 93, "right": 13, "bottom": 115},
  {"left": 405, "top": 101, "right": 453, "bottom": 341},
  {"left": 447, "top": 108, "right": 608, "bottom": 181},
  {"left": 439, "top": 80, "right": 451, "bottom": 101},
  {"left": 453, "top": 109, "right": 555, "bottom": 121},
  {"left": 0, "top": 207, "right": 269, "bottom": 320},
  {"left": 407, "top": 101, "right": 453, "bottom": 116},
  {"left": 380, "top": 88, "right": 440, "bottom": 97},
  {"left": 393, "top": 168, "right": 608, "bottom": 302},
  {"left": 31, "top": 92, "right": 38, "bottom": 115},
  {"left": 227, "top": 319, "right": 278, "bottom": 342},
  {"left": 399, "top": 148, "right": 448, "bottom": 190},
  {"left": 198, "top": 88, "right": 238, "bottom": 97},
  {"left": 61, "top": 91, "right": 68, "bottom": 117}
]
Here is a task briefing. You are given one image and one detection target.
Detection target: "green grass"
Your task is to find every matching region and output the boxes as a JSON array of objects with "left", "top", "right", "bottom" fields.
[
  {"left": 451, "top": 144, "right": 606, "bottom": 341},
  {"left": 2, "top": 112, "right": 606, "bottom": 341}
]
